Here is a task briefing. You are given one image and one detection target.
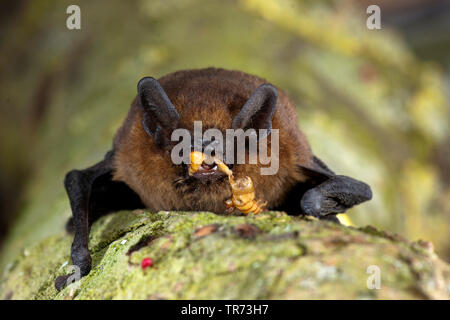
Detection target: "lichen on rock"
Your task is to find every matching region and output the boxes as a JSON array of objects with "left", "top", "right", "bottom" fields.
[{"left": 0, "top": 210, "right": 448, "bottom": 300}]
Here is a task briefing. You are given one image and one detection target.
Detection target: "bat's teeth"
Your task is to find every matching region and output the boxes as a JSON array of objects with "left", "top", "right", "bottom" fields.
[
  {"left": 201, "top": 162, "right": 215, "bottom": 169},
  {"left": 194, "top": 163, "right": 218, "bottom": 175}
]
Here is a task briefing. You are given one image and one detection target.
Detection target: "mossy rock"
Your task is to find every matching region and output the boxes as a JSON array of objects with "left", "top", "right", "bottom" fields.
[{"left": 0, "top": 210, "right": 448, "bottom": 300}]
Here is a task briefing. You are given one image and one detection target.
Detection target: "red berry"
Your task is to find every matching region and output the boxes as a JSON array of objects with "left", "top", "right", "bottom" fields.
[{"left": 141, "top": 257, "right": 153, "bottom": 269}]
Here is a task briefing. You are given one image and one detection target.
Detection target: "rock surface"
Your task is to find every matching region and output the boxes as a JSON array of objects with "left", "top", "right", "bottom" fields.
[{"left": 0, "top": 210, "right": 448, "bottom": 300}]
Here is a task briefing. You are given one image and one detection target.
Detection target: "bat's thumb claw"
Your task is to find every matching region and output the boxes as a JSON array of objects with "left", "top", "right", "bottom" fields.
[{"left": 54, "top": 273, "right": 73, "bottom": 292}]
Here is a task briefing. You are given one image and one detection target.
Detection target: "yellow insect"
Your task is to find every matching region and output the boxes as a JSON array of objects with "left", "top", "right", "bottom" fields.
[{"left": 189, "top": 151, "right": 267, "bottom": 215}]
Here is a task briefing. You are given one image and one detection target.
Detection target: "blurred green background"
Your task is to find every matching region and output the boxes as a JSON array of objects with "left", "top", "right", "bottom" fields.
[{"left": 0, "top": 0, "right": 449, "bottom": 269}]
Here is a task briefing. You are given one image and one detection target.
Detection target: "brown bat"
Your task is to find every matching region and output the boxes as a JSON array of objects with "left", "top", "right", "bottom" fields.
[{"left": 55, "top": 68, "right": 372, "bottom": 290}]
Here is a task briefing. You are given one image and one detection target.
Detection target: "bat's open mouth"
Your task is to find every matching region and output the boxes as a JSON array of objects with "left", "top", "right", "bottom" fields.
[
  {"left": 187, "top": 151, "right": 233, "bottom": 181},
  {"left": 186, "top": 151, "right": 266, "bottom": 215},
  {"left": 192, "top": 161, "right": 224, "bottom": 179}
]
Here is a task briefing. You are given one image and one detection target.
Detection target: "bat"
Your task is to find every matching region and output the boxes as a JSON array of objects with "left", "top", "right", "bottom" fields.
[{"left": 55, "top": 68, "right": 372, "bottom": 290}]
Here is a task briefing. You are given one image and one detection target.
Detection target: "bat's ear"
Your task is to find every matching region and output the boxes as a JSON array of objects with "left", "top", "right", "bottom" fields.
[
  {"left": 137, "top": 77, "right": 180, "bottom": 148},
  {"left": 232, "top": 84, "right": 278, "bottom": 139}
]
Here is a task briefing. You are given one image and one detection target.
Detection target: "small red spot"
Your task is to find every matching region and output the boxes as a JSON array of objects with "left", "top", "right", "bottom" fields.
[
  {"left": 141, "top": 257, "right": 153, "bottom": 269},
  {"left": 359, "top": 63, "right": 377, "bottom": 83}
]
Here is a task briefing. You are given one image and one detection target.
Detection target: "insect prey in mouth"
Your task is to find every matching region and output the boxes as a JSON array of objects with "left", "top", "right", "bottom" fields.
[{"left": 188, "top": 151, "right": 267, "bottom": 215}]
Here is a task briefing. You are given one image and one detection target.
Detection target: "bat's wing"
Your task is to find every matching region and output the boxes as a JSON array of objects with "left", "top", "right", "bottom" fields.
[{"left": 55, "top": 150, "right": 145, "bottom": 291}]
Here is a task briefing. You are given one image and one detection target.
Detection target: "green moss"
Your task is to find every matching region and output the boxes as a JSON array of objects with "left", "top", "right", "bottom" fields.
[{"left": 0, "top": 210, "right": 448, "bottom": 300}]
